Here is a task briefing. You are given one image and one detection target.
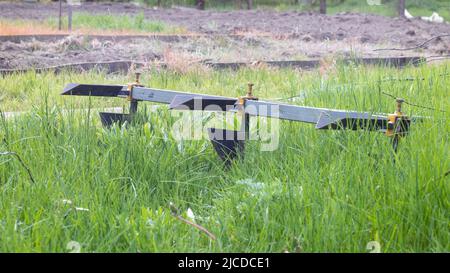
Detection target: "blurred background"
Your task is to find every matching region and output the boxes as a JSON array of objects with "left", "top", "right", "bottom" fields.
[{"left": 12, "top": 0, "right": 447, "bottom": 20}]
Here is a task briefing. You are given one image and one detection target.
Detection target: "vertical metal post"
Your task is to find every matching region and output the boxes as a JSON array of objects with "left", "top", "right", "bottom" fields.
[
  {"left": 242, "top": 113, "right": 250, "bottom": 140},
  {"left": 68, "top": 5, "right": 72, "bottom": 32},
  {"left": 392, "top": 135, "right": 399, "bottom": 154},
  {"left": 129, "top": 100, "right": 138, "bottom": 115},
  {"left": 247, "top": 0, "right": 253, "bottom": 10},
  {"left": 237, "top": 101, "right": 248, "bottom": 141},
  {"left": 58, "top": 0, "right": 62, "bottom": 31},
  {"left": 196, "top": 0, "right": 205, "bottom": 10},
  {"left": 129, "top": 72, "right": 141, "bottom": 115},
  {"left": 237, "top": 0, "right": 243, "bottom": 9},
  {"left": 398, "top": 0, "right": 406, "bottom": 17},
  {"left": 239, "top": 82, "right": 255, "bottom": 140},
  {"left": 320, "top": 0, "right": 326, "bottom": 14}
]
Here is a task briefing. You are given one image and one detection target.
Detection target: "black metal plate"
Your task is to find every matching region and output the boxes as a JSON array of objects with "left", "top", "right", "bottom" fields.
[
  {"left": 315, "top": 111, "right": 389, "bottom": 131},
  {"left": 207, "top": 128, "right": 245, "bottom": 165},
  {"left": 169, "top": 95, "right": 237, "bottom": 111},
  {"left": 62, "top": 84, "right": 127, "bottom": 97},
  {"left": 99, "top": 112, "right": 131, "bottom": 127}
]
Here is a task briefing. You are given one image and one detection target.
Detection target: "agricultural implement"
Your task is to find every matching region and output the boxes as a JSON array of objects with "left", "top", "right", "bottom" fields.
[{"left": 61, "top": 73, "right": 415, "bottom": 164}]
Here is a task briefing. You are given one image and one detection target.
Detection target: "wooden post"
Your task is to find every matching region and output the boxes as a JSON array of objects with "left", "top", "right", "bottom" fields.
[
  {"left": 247, "top": 0, "right": 252, "bottom": 10},
  {"left": 319, "top": 0, "right": 326, "bottom": 14},
  {"left": 196, "top": 0, "right": 205, "bottom": 10},
  {"left": 237, "top": 0, "right": 243, "bottom": 9},
  {"left": 398, "top": 0, "right": 406, "bottom": 17}
]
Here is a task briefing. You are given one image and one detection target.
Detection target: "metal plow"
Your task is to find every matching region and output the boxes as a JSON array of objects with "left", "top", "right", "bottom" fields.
[{"left": 61, "top": 73, "right": 416, "bottom": 165}]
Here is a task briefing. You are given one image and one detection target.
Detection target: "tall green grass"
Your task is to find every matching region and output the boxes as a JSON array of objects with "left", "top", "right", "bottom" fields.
[
  {"left": 47, "top": 11, "right": 185, "bottom": 33},
  {"left": 0, "top": 63, "right": 449, "bottom": 252}
]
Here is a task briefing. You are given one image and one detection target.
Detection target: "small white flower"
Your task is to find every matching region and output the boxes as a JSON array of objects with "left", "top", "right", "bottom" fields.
[
  {"left": 14, "top": 220, "right": 23, "bottom": 231},
  {"left": 146, "top": 219, "right": 155, "bottom": 227},
  {"left": 236, "top": 178, "right": 265, "bottom": 190},
  {"left": 66, "top": 241, "right": 81, "bottom": 253},
  {"left": 186, "top": 208, "right": 196, "bottom": 222},
  {"left": 75, "top": 207, "right": 89, "bottom": 212},
  {"left": 61, "top": 199, "right": 73, "bottom": 205},
  {"left": 177, "top": 141, "right": 184, "bottom": 153}
]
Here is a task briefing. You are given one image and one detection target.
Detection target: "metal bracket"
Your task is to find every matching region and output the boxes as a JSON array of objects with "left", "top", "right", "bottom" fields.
[
  {"left": 100, "top": 72, "right": 143, "bottom": 127},
  {"left": 99, "top": 112, "right": 131, "bottom": 127},
  {"left": 208, "top": 128, "right": 245, "bottom": 166},
  {"left": 238, "top": 83, "right": 258, "bottom": 139},
  {"left": 127, "top": 72, "right": 143, "bottom": 114},
  {"left": 386, "top": 98, "right": 411, "bottom": 152},
  {"left": 209, "top": 83, "right": 259, "bottom": 164}
]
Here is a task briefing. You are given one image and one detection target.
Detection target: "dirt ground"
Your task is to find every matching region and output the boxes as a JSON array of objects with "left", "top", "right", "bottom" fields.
[{"left": 1, "top": 2, "right": 449, "bottom": 70}]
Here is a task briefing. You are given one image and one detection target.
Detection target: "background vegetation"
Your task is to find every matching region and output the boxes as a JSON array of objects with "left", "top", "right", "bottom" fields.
[{"left": 136, "top": 0, "right": 449, "bottom": 20}]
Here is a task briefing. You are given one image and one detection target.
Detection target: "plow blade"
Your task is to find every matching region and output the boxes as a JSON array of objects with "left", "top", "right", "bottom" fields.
[
  {"left": 62, "top": 84, "right": 127, "bottom": 97},
  {"left": 99, "top": 112, "right": 131, "bottom": 127},
  {"left": 315, "top": 111, "right": 389, "bottom": 131},
  {"left": 208, "top": 128, "right": 245, "bottom": 165},
  {"left": 169, "top": 95, "right": 238, "bottom": 111}
]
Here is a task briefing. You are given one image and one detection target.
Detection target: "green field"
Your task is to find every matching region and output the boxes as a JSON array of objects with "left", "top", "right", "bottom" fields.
[{"left": 0, "top": 63, "right": 449, "bottom": 252}]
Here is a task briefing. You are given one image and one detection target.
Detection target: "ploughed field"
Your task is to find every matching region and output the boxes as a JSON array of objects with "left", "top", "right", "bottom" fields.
[{"left": 1, "top": 2, "right": 450, "bottom": 70}]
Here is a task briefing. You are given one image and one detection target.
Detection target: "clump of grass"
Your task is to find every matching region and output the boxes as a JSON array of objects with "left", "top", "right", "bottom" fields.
[
  {"left": 161, "top": 47, "right": 211, "bottom": 75},
  {"left": 0, "top": 20, "right": 61, "bottom": 35},
  {"left": 0, "top": 63, "right": 449, "bottom": 252}
]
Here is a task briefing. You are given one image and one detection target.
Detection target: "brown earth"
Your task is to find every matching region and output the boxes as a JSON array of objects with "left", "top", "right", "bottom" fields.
[{"left": 0, "top": 2, "right": 449, "bottom": 70}]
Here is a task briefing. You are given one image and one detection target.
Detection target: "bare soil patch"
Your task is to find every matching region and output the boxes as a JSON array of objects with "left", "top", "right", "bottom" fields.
[{"left": 1, "top": 2, "right": 449, "bottom": 70}]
